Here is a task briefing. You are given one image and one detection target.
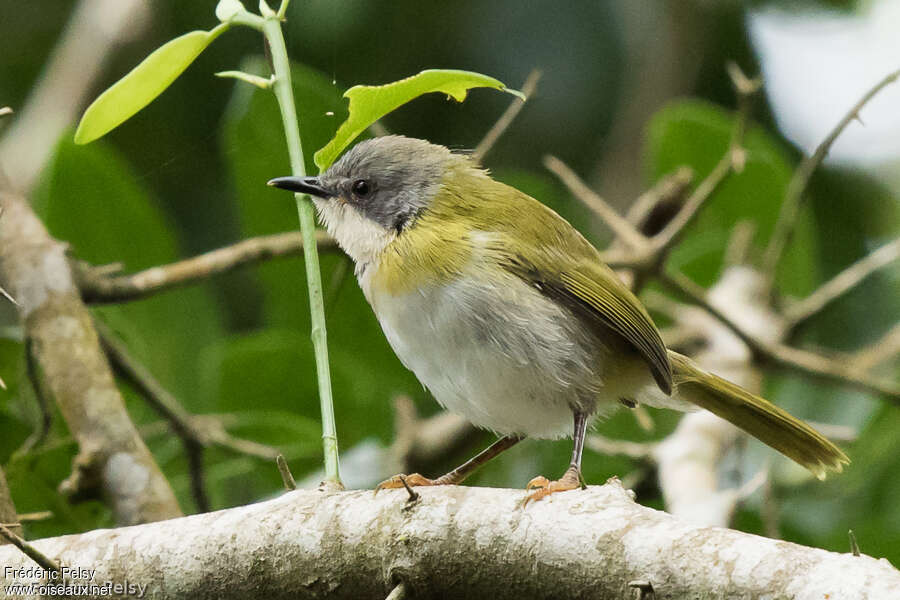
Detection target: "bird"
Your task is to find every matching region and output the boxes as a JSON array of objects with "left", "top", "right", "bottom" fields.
[{"left": 268, "top": 135, "right": 848, "bottom": 503}]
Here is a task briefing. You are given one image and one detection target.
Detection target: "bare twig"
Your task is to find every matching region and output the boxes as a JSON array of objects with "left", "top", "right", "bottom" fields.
[
  {"left": 472, "top": 69, "right": 541, "bottom": 163},
  {"left": 16, "top": 511, "right": 53, "bottom": 523},
  {"left": 397, "top": 475, "right": 419, "bottom": 503},
  {"left": 97, "top": 318, "right": 280, "bottom": 510},
  {"left": 385, "top": 582, "right": 407, "bottom": 600},
  {"left": 762, "top": 68, "right": 900, "bottom": 276},
  {"left": 569, "top": 65, "right": 757, "bottom": 276},
  {"left": 624, "top": 167, "right": 694, "bottom": 227},
  {"left": 659, "top": 270, "right": 900, "bottom": 401},
  {"left": 784, "top": 238, "right": 900, "bottom": 330},
  {"left": 585, "top": 434, "right": 656, "bottom": 461},
  {"left": 15, "top": 337, "right": 55, "bottom": 455},
  {"left": 0, "top": 469, "right": 19, "bottom": 543},
  {"left": 0, "top": 523, "right": 60, "bottom": 574},
  {"left": 544, "top": 154, "right": 648, "bottom": 249},
  {"left": 642, "top": 64, "right": 758, "bottom": 262},
  {"left": 276, "top": 455, "right": 297, "bottom": 491},
  {"left": 849, "top": 530, "right": 861, "bottom": 557},
  {"left": 77, "top": 230, "right": 338, "bottom": 304},
  {"left": 723, "top": 220, "right": 757, "bottom": 267},
  {"left": 851, "top": 323, "right": 900, "bottom": 371}
]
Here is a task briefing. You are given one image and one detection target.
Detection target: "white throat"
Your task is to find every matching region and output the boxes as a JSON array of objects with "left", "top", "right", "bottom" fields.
[{"left": 313, "top": 199, "right": 395, "bottom": 266}]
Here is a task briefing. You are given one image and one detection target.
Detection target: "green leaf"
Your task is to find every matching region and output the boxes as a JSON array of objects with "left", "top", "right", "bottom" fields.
[
  {"left": 74, "top": 24, "right": 230, "bottom": 145},
  {"left": 313, "top": 69, "right": 524, "bottom": 169}
]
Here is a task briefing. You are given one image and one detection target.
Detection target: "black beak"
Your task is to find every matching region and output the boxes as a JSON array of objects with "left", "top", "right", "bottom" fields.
[{"left": 267, "top": 176, "right": 332, "bottom": 198}]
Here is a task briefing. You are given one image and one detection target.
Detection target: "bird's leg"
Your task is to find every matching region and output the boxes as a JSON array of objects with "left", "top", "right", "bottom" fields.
[
  {"left": 522, "top": 411, "right": 589, "bottom": 505},
  {"left": 375, "top": 435, "right": 522, "bottom": 493}
]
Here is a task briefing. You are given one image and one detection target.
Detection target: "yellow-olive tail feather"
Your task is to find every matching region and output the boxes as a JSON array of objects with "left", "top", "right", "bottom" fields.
[{"left": 668, "top": 351, "right": 849, "bottom": 479}]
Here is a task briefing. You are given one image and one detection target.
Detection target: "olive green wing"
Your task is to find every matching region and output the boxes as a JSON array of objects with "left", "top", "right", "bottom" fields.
[
  {"left": 503, "top": 251, "right": 673, "bottom": 395},
  {"left": 476, "top": 180, "right": 673, "bottom": 394}
]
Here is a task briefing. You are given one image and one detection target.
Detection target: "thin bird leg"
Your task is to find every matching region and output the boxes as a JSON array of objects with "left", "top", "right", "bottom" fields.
[
  {"left": 375, "top": 435, "right": 522, "bottom": 493},
  {"left": 523, "top": 411, "right": 589, "bottom": 504}
]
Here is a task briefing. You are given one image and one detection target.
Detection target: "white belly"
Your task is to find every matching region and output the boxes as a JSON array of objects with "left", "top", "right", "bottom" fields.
[{"left": 363, "top": 270, "right": 616, "bottom": 439}]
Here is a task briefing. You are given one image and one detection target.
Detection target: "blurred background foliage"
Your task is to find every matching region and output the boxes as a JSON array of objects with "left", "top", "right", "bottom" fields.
[{"left": 1, "top": 0, "right": 898, "bottom": 564}]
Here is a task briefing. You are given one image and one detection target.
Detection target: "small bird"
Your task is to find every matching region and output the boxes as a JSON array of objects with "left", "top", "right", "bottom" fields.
[{"left": 269, "top": 136, "right": 847, "bottom": 502}]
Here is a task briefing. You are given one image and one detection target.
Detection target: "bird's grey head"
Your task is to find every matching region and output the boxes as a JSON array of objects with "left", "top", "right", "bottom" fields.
[{"left": 269, "top": 136, "right": 456, "bottom": 235}]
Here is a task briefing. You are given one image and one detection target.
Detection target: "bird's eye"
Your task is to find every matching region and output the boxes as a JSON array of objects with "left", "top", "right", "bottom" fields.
[{"left": 351, "top": 179, "right": 371, "bottom": 198}]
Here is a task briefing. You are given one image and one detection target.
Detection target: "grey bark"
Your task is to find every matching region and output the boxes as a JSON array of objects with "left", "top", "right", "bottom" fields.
[
  {"left": 0, "top": 468, "right": 18, "bottom": 542},
  {"left": 0, "top": 191, "right": 181, "bottom": 525},
  {"left": 0, "top": 482, "right": 895, "bottom": 600}
]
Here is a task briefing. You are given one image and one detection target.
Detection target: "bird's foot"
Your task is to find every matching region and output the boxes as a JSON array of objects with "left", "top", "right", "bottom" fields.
[
  {"left": 374, "top": 473, "right": 438, "bottom": 495},
  {"left": 520, "top": 465, "right": 584, "bottom": 506}
]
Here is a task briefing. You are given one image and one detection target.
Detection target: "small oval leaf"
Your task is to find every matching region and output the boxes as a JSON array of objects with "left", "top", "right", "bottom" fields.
[
  {"left": 313, "top": 69, "right": 524, "bottom": 170},
  {"left": 74, "top": 24, "right": 230, "bottom": 145}
]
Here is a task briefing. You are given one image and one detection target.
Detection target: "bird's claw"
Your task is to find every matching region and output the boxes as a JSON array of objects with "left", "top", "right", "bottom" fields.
[
  {"left": 519, "top": 470, "right": 582, "bottom": 507},
  {"left": 373, "top": 473, "right": 435, "bottom": 496}
]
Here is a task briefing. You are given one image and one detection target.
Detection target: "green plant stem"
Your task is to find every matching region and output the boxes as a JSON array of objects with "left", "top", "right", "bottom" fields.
[{"left": 261, "top": 15, "right": 341, "bottom": 485}]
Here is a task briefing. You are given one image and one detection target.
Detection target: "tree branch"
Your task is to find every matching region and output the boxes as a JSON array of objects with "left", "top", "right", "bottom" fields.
[
  {"left": 0, "top": 482, "right": 895, "bottom": 599},
  {"left": 472, "top": 69, "right": 541, "bottom": 163},
  {"left": 659, "top": 270, "right": 900, "bottom": 402},
  {"left": 0, "top": 524, "right": 60, "bottom": 575},
  {"left": 544, "top": 154, "right": 648, "bottom": 249},
  {"left": 0, "top": 191, "right": 181, "bottom": 525},
  {"left": 762, "top": 68, "right": 900, "bottom": 276},
  {"left": 96, "top": 317, "right": 281, "bottom": 510},
  {"left": 76, "top": 230, "right": 338, "bottom": 304},
  {"left": 784, "top": 238, "right": 900, "bottom": 331},
  {"left": 0, "top": 468, "right": 19, "bottom": 542}
]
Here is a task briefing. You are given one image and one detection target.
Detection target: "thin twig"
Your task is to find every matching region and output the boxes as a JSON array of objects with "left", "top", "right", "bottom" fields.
[
  {"left": 646, "top": 62, "right": 758, "bottom": 258},
  {"left": 16, "top": 511, "right": 53, "bottom": 522},
  {"left": 97, "top": 320, "right": 210, "bottom": 511},
  {"left": 723, "top": 221, "right": 757, "bottom": 267},
  {"left": 397, "top": 475, "right": 420, "bottom": 503},
  {"left": 625, "top": 167, "right": 694, "bottom": 227},
  {"left": 97, "top": 319, "right": 281, "bottom": 506},
  {"left": 784, "top": 238, "right": 900, "bottom": 330},
  {"left": 472, "top": 69, "right": 541, "bottom": 163},
  {"left": 0, "top": 523, "right": 60, "bottom": 574},
  {"left": 762, "top": 68, "right": 900, "bottom": 276},
  {"left": 659, "top": 271, "right": 900, "bottom": 402},
  {"left": 849, "top": 530, "right": 861, "bottom": 557},
  {"left": 585, "top": 435, "right": 656, "bottom": 461},
  {"left": 544, "top": 154, "right": 648, "bottom": 250},
  {"left": 276, "top": 454, "right": 297, "bottom": 491},
  {"left": 851, "top": 323, "right": 900, "bottom": 371},
  {"left": 15, "top": 337, "right": 54, "bottom": 455},
  {"left": 77, "top": 230, "right": 338, "bottom": 304},
  {"left": 385, "top": 582, "right": 408, "bottom": 600}
]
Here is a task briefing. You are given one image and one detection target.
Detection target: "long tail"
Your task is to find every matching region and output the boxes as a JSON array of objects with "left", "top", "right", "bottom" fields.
[{"left": 668, "top": 351, "right": 849, "bottom": 479}]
